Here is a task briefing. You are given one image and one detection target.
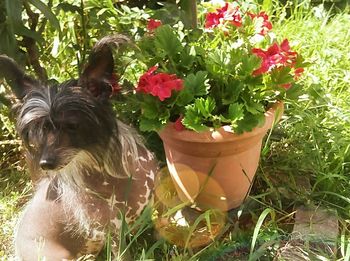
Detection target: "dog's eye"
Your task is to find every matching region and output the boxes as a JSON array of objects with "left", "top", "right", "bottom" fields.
[
  {"left": 22, "top": 130, "right": 39, "bottom": 150},
  {"left": 42, "top": 121, "right": 52, "bottom": 132}
]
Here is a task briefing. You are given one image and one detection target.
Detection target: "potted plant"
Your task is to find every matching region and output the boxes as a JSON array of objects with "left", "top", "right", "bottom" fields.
[{"left": 128, "top": 1, "right": 305, "bottom": 211}]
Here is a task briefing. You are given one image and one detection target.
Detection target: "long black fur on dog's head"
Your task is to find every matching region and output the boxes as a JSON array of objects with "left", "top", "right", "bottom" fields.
[{"left": 0, "top": 35, "right": 129, "bottom": 181}]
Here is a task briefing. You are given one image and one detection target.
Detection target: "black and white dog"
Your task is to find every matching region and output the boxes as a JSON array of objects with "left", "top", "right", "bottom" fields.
[{"left": 0, "top": 35, "right": 157, "bottom": 260}]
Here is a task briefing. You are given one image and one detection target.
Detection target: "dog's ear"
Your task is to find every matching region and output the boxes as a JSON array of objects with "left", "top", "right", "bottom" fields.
[
  {"left": 0, "top": 55, "right": 38, "bottom": 99},
  {"left": 79, "top": 35, "right": 129, "bottom": 99}
]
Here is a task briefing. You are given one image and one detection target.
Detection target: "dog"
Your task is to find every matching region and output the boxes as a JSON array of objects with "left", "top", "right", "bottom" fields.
[{"left": 0, "top": 35, "right": 157, "bottom": 260}]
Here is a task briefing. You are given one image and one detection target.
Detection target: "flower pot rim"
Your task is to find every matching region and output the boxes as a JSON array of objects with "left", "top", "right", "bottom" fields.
[{"left": 158, "top": 101, "right": 284, "bottom": 143}]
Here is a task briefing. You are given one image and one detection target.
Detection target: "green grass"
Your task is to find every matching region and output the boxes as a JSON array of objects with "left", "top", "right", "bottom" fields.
[
  {"left": 0, "top": 171, "right": 31, "bottom": 259},
  {"left": 271, "top": 4, "right": 350, "bottom": 215},
  {"left": 1, "top": 0, "right": 350, "bottom": 260}
]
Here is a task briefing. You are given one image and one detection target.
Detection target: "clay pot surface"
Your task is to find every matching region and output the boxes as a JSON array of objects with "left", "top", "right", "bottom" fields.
[{"left": 158, "top": 102, "right": 284, "bottom": 211}]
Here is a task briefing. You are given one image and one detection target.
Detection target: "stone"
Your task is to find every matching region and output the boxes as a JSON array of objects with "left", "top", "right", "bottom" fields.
[
  {"left": 276, "top": 205, "right": 338, "bottom": 260},
  {"left": 292, "top": 205, "right": 338, "bottom": 247}
]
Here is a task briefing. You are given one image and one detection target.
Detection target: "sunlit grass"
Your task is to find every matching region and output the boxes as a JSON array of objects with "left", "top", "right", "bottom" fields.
[
  {"left": 0, "top": 170, "right": 31, "bottom": 259},
  {"left": 271, "top": 4, "right": 350, "bottom": 216}
]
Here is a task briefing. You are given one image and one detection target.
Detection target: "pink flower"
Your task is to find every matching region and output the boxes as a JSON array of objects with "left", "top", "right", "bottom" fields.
[
  {"left": 147, "top": 19, "right": 162, "bottom": 31},
  {"left": 174, "top": 116, "right": 185, "bottom": 131},
  {"left": 205, "top": 3, "right": 242, "bottom": 29},
  {"left": 252, "top": 39, "right": 298, "bottom": 76},
  {"left": 248, "top": 11, "right": 272, "bottom": 36},
  {"left": 136, "top": 66, "right": 184, "bottom": 101}
]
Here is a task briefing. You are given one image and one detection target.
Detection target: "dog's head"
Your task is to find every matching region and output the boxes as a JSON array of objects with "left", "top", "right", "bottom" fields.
[{"left": 0, "top": 36, "right": 126, "bottom": 172}]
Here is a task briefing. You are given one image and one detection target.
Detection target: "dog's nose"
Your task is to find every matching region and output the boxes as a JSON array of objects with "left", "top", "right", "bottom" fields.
[{"left": 39, "top": 159, "right": 56, "bottom": 170}]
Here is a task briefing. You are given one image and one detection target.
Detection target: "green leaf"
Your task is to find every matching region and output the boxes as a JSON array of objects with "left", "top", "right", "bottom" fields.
[
  {"left": 28, "top": 0, "right": 61, "bottom": 33},
  {"left": 5, "top": 0, "right": 22, "bottom": 25},
  {"left": 262, "top": 0, "right": 273, "bottom": 14},
  {"left": 13, "top": 24, "right": 43, "bottom": 42},
  {"left": 228, "top": 103, "right": 244, "bottom": 122},
  {"left": 243, "top": 98, "right": 265, "bottom": 115},
  {"left": 139, "top": 117, "right": 163, "bottom": 132},
  {"left": 5, "top": 0, "right": 43, "bottom": 42},
  {"left": 183, "top": 106, "right": 208, "bottom": 132},
  {"left": 219, "top": 104, "right": 244, "bottom": 128},
  {"left": 138, "top": 94, "right": 170, "bottom": 131},
  {"left": 196, "top": 97, "right": 215, "bottom": 118},
  {"left": 207, "top": 49, "right": 226, "bottom": 68},
  {"left": 177, "top": 71, "right": 209, "bottom": 106},
  {"left": 141, "top": 102, "right": 159, "bottom": 119},
  {"left": 270, "top": 67, "right": 293, "bottom": 85},
  {"left": 155, "top": 25, "right": 183, "bottom": 58},
  {"left": 187, "top": 71, "right": 209, "bottom": 96},
  {"left": 222, "top": 80, "right": 244, "bottom": 105},
  {"left": 285, "top": 83, "right": 303, "bottom": 100},
  {"left": 235, "top": 112, "right": 265, "bottom": 133},
  {"left": 183, "top": 97, "right": 216, "bottom": 132},
  {"left": 176, "top": 90, "right": 193, "bottom": 107},
  {"left": 56, "top": 3, "right": 80, "bottom": 13},
  {"left": 294, "top": 53, "right": 308, "bottom": 69},
  {"left": 0, "top": 24, "right": 21, "bottom": 60},
  {"left": 249, "top": 208, "right": 273, "bottom": 259},
  {"left": 238, "top": 54, "right": 261, "bottom": 77},
  {"left": 179, "top": 46, "right": 196, "bottom": 68}
]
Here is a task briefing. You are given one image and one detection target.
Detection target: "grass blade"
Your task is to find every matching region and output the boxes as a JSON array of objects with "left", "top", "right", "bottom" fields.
[{"left": 249, "top": 208, "right": 272, "bottom": 258}]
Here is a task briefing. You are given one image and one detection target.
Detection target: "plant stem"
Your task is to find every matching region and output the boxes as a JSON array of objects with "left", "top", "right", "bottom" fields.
[
  {"left": 80, "top": 0, "right": 87, "bottom": 75},
  {"left": 22, "top": 0, "right": 48, "bottom": 81},
  {"left": 179, "top": 0, "right": 197, "bottom": 29}
]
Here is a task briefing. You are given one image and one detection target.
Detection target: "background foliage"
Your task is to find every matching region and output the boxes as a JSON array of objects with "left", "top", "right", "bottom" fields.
[{"left": 0, "top": 0, "right": 350, "bottom": 260}]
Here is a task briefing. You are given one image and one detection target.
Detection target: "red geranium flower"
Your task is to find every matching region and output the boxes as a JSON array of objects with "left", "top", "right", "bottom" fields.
[
  {"left": 205, "top": 3, "right": 242, "bottom": 29},
  {"left": 147, "top": 19, "right": 162, "bottom": 31},
  {"left": 252, "top": 39, "right": 298, "bottom": 76},
  {"left": 174, "top": 115, "right": 185, "bottom": 131},
  {"left": 136, "top": 66, "right": 184, "bottom": 101},
  {"left": 226, "top": 5, "right": 242, "bottom": 27},
  {"left": 294, "top": 67, "right": 304, "bottom": 79},
  {"left": 281, "top": 83, "right": 292, "bottom": 89},
  {"left": 248, "top": 11, "right": 272, "bottom": 36},
  {"left": 205, "top": 12, "right": 222, "bottom": 29}
]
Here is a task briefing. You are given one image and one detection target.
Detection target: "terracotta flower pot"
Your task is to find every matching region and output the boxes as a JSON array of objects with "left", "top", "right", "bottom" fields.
[{"left": 158, "top": 102, "right": 284, "bottom": 211}]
